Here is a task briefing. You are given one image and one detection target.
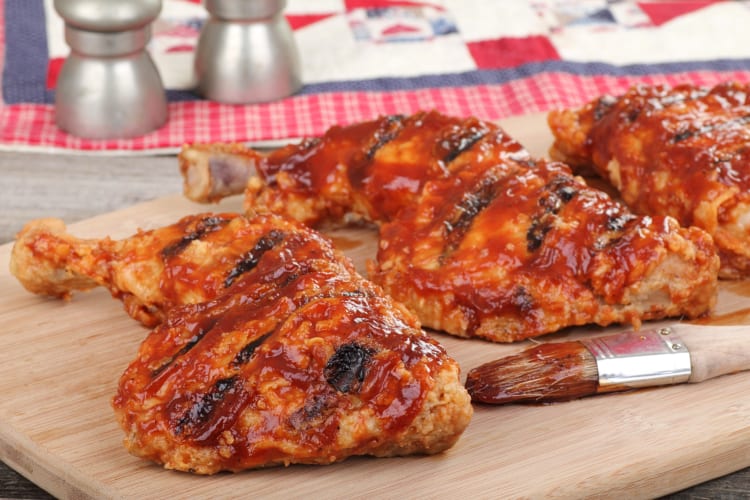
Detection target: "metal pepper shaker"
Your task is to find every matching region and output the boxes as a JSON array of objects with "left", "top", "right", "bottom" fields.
[
  {"left": 195, "top": 0, "right": 302, "bottom": 104},
  {"left": 53, "top": 0, "right": 168, "bottom": 139}
]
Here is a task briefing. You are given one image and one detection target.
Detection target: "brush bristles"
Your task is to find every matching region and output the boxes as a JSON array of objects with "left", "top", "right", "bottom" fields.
[{"left": 465, "top": 341, "right": 599, "bottom": 404}]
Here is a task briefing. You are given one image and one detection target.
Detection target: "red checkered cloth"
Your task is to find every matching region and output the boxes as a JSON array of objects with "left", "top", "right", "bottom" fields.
[{"left": 3, "top": 0, "right": 750, "bottom": 152}]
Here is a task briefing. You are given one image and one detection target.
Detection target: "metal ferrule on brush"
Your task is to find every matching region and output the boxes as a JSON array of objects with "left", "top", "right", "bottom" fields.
[{"left": 580, "top": 327, "right": 692, "bottom": 392}]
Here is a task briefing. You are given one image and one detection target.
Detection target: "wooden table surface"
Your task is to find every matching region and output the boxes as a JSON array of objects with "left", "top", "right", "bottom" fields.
[{"left": 1, "top": 151, "right": 750, "bottom": 499}]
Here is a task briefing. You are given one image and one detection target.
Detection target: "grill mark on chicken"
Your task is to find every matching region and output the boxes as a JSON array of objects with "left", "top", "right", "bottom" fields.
[
  {"left": 224, "top": 230, "right": 285, "bottom": 287},
  {"left": 606, "top": 213, "right": 636, "bottom": 232},
  {"left": 174, "top": 375, "right": 240, "bottom": 438},
  {"left": 162, "top": 215, "right": 229, "bottom": 258},
  {"left": 620, "top": 90, "right": 703, "bottom": 126},
  {"left": 439, "top": 124, "right": 489, "bottom": 164},
  {"left": 443, "top": 173, "right": 499, "bottom": 249},
  {"left": 527, "top": 176, "right": 580, "bottom": 253},
  {"left": 593, "top": 213, "right": 638, "bottom": 251},
  {"left": 365, "top": 115, "right": 406, "bottom": 160},
  {"left": 526, "top": 220, "right": 552, "bottom": 253},
  {"left": 152, "top": 317, "right": 219, "bottom": 377},
  {"left": 324, "top": 342, "right": 376, "bottom": 394},
  {"left": 288, "top": 393, "right": 337, "bottom": 431},
  {"left": 671, "top": 114, "right": 750, "bottom": 143},
  {"left": 511, "top": 286, "right": 535, "bottom": 313},
  {"left": 232, "top": 332, "right": 273, "bottom": 366},
  {"left": 347, "top": 115, "right": 407, "bottom": 190}
]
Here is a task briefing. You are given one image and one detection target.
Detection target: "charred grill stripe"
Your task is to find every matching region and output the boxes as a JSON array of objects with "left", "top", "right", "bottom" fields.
[
  {"left": 540, "top": 177, "right": 579, "bottom": 214},
  {"left": 296, "top": 288, "right": 369, "bottom": 310},
  {"left": 672, "top": 114, "right": 750, "bottom": 143},
  {"left": 440, "top": 127, "right": 488, "bottom": 164},
  {"left": 151, "top": 317, "right": 219, "bottom": 377},
  {"left": 527, "top": 220, "right": 552, "bottom": 252},
  {"left": 442, "top": 172, "right": 499, "bottom": 255},
  {"left": 365, "top": 115, "right": 406, "bottom": 159},
  {"left": 557, "top": 185, "right": 578, "bottom": 202},
  {"left": 606, "top": 213, "right": 636, "bottom": 232},
  {"left": 278, "top": 270, "right": 304, "bottom": 289},
  {"left": 224, "top": 230, "right": 285, "bottom": 287},
  {"left": 349, "top": 115, "right": 406, "bottom": 189},
  {"left": 174, "top": 376, "right": 239, "bottom": 437},
  {"left": 626, "top": 108, "right": 641, "bottom": 124},
  {"left": 162, "top": 216, "right": 229, "bottom": 258},
  {"left": 527, "top": 177, "right": 579, "bottom": 253},
  {"left": 594, "top": 213, "right": 638, "bottom": 250},
  {"left": 444, "top": 179, "right": 497, "bottom": 232},
  {"left": 288, "top": 393, "right": 337, "bottom": 431},
  {"left": 672, "top": 129, "right": 696, "bottom": 143},
  {"left": 325, "top": 342, "right": 375, "bottom": 394},
  {"left": 512, "top": 286, "right": 535, "bottom": 313},
  {"left": 232, "top": 332, "right": 272, "bottom": 366}
]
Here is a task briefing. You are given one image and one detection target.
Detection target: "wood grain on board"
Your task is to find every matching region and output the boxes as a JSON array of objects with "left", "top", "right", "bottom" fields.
[{"left": 1, "top": 114, "right": 749, "bottom": 499}]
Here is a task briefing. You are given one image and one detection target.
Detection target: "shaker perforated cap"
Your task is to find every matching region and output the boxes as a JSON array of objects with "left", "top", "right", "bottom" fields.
[{"left": 54, "top": 0, "right": 162, "bottom": 32}]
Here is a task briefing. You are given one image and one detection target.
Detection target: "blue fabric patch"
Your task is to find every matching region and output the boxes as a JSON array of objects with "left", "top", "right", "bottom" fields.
[{"left": 4, "top": 0, "right": 52, "bottom": 104}]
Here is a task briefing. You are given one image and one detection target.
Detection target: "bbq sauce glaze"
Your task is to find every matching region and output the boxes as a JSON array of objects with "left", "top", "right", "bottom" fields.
[
  {"left": 240, "top": 110, "right": 715, "bottom": 340},
  {"left": 113, "top": 213, "right": 451, "bottom": 472},
  {"left": 586, "top": 82, "right": 750, "bottom": 227}
]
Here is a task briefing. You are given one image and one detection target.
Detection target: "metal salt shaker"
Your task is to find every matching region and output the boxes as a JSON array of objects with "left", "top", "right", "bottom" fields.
[
  {"left": 54, "top": 0, "right": 168, "bottom": 139},
  {"left": 195, "top": 0, "right": 302, "bottom": 104}
]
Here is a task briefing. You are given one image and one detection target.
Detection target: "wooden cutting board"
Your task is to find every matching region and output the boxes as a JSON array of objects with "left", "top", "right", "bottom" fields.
[{"left": 2, "top": 114, "right": 750, "bottom": 499}]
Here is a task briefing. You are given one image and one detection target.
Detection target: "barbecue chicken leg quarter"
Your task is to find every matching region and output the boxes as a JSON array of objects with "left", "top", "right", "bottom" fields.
[
  {"left": 178, "top": 111, "right": 720, "bottom": 342},
  {"left": 10, "top": 213, "right": 350, "bottom": 327},
  {"left": 111, "top": 219, "right": 471, "bottom": 473},
  {"left": 548, "top": 81, "right": 750, "bottom": 278},
  {"left": 11, "top": 212, "right": 472, "bottom": 472}
]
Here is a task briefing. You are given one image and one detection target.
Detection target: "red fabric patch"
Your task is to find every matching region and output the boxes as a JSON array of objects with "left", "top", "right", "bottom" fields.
[
  {"left": 165, "top": 44, "right": 195, "bottom": 53},
  {"left": 344, "top": 0, "right": 444, "bottom": 11},
  {"left": 637, "top": 1, "right": 718, "bottom": 26},
  {"left": 286, "top": 14, "right": 336, "bottom": 31},
  {"left": 382, "top": 23, "right": 421, "bottom": 36},
  {"left": 46, "top": 57, "right": 64, "bottom": 90},
  {"left": 467, "top": 36, "right": 560, "bottom": 70}
]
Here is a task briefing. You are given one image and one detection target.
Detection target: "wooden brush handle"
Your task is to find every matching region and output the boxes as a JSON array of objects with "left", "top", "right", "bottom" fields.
[{"left": 671, "top": 324, "right": 750, "bottom": 383}]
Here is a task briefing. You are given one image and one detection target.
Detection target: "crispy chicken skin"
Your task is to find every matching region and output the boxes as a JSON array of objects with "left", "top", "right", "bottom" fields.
[
  {"left": 548, "top": 82, "right": 750, "bottom": 278},
  {"left": 179, "top": 111, "right": 720, "bottom": 341},
  {"left": 12, "top": 213, "right": 472, "bottom": 472}
]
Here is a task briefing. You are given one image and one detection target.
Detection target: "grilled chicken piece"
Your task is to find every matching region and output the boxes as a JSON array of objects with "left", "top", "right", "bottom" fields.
[
  {"left": 180, "top": 112, "right": 491, "bottom": 226},
  {"left": 371, "top": 139, "right": 719, "bottom": 341},
  {"left": 11, "top": 213, "right": 309, "bottom": 327},
  {"left": 179, "top": 111, "right": 720, "bottom": 341},
  {"left": 548, "top": 81, "right": 750, "bottom": 278},
  {"left": 114, "top": 265, "right": 472, "bottom": 474},
  {"left": 12, "top": 212, "right": 472, "bottom": 472}
]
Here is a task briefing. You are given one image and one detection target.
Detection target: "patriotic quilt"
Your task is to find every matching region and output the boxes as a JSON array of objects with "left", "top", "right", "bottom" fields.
[{"left": 3, "top": 0, "right": 750, "bottom": 152}]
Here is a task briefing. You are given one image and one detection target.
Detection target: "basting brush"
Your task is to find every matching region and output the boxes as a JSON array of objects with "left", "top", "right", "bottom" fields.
[{"left": 466, "top": 324, "right": 750, "bottom": 404}]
